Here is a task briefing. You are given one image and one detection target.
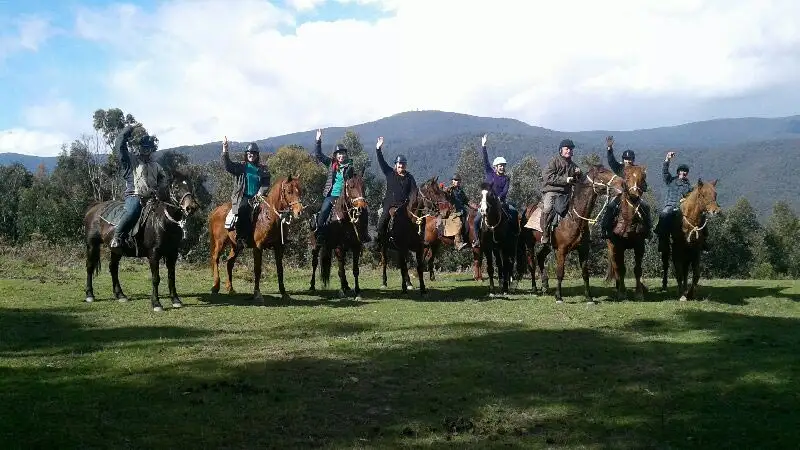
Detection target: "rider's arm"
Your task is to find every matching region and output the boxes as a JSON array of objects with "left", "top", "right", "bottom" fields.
[
  {"left": 481, "top": 144, "right": 492, "bottom": 176},
  {"left": 662, "top": 160, "right": 675, "bottom": 184},
  {"left": 114, "top": 125, "right": 135, "bottom": 174},
  {"left": 376, "top": 145, "right": 392, "bottom": 176},
  {"left": 314, "top": 138, "right": 331, "bottom": 166},
  {"left": 222, "top": 149, "right": 244, "bottom": 175},
  {"left": 544, "top": 158, "right": 569, "bottom": 187},
  {"left": 607, "top": 148, "right": 622, "bottom": 174}
]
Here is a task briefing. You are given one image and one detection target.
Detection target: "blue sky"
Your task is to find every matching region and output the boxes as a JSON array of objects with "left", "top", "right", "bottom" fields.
[{"left": 1, "top": 0, "right": 799, "bottom": 156}]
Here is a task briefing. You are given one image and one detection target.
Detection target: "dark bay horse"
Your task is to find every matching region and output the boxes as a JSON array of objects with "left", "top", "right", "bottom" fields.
[
  {"left": 518, "top": 165, "right": 624, "bottom": 303},
  {"left": 605, "top": 164, "right": 650, "bottom": 301},
  {"left": 309, "top": 169, "right": 368, "bottom": 300},
  {"left": 476, "top": 182, "right": 519, "bottom": 296},
  {"left": 665, "top": 178, "right": 720, "bottom": 301},
  {"left": 84, "top": 172, "right": 200, "bottom": 312},
  {"left": 209, "top": 176, "right": 304, "bottom": 302},
  {"left": 376, "top": 182, "right": 434, "bottom": 295}
]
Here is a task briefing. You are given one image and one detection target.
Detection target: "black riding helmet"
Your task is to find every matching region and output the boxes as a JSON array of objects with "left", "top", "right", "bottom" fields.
[
  {"left": 137, "top": 135, "right": 158, "bottom": 154},
  {"left": 395, "top": 154, "right": 408, "bottom": 164},
  {"left": 333, "top": 144, "right": 348, "bottom": 156},
  {"left": 622, "top": 149, "right": 635, "bottom": 161},
  {"left": 246, "top": 142, "right": 260, "bottom": 154},
  {"left": 677, "top": 164, "right": 690, "bottom": 173},
  {"left": 558, "top": 139, "right": 575, "bottom": 150}
]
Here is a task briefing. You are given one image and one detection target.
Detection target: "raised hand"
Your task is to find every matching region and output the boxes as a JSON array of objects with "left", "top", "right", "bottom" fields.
[
  {"left": 481, "top": 134, "right": 487, "bottom": 147},
  {"left": 222, "top": 135, "right": 229, "bottom": 153},
  {"left": 316, "top": 129, "right": 322, "bottom": 141},
  {"left": 606, "top": 135, "right": 614, "bottom": 149},
  {"left": 376, "top": 136, "right": 384, "bottom": 150}
]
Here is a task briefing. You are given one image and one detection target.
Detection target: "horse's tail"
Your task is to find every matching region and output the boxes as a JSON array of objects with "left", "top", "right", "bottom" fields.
[{"left": 320, "top": 244, "right": 333, "bottom": 287}]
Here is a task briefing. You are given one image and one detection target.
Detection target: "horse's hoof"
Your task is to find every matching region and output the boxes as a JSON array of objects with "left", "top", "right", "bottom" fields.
[
  {"left": 153, "top": 305, "right": 164, "bottom": 312},
  {"left": 380, "top": 284, "right": 388, "bottom": 289},
  {"left": 586, "top": 300, "right": 596, "bottom": 305},
  {"left": 679, "top": 295, "right": 688, "bottom": 302},
  {"left": 309, "top": 286, "right": 316, "bottom": 293},
  {"left": 85, "top": 296, "right": 94, "bottom": 303},
  {"left": 172, "top": 299, "right": 183, "bottom": 308},
  {"left": 281, "top": 294, "right": 291, "bottom": 302},
  {"left": 354, "top": 295, "right": 362, "bottom": 302},
  {"left": 228, "top": 289, "right": 237, "bottom": 295},
  {"left": 555, "top": 299, "right": 564, "bottom": 304},
  {"left": 117, "top": 296, "right": 129, "bottom": 303},
  {"left": 211, "top": 287, "right": 220, "bottom": 294}
]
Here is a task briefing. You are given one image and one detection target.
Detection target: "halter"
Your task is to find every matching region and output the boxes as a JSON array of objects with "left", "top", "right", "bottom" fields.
[
  {"left": 162, "top": 181, "right": 195, "bottom": 239},
  {"left": 332, "top": 178, "right": 367, "bottom": 241},
  {"left": 408, "top": 182, "right": 447, "bottom": 233},
  {"left": 570, "top": 173, "right": 623, "bottom": 224},
  {"left": 256, "top": 179, "right": 304, "bottom": 245}
]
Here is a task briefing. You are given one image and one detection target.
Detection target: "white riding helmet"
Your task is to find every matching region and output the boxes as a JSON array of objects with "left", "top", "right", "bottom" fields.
[{"left": 493, "top": 156, "right": 507, "bottom": 166}]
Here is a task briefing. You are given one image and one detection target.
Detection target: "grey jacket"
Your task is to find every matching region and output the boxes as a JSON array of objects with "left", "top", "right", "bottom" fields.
[{"left": 662, "top": 160, "right": 692, "bottom": 210}]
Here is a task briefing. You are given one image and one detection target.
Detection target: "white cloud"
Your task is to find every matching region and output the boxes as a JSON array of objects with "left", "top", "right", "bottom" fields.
[
  {"left": 0, "top": 128, "right": 69, "bottom": 157},
  {"left": 0, "top": 15, "right": 53, "bottom": 62},
  {"left": 287, "top": 0, "right": 327, "bottom": 12},
  {"left": 8, "top": 0, "right": 800, "bottom": 156}
]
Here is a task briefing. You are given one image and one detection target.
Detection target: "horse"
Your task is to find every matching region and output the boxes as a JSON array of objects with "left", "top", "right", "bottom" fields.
[
  {"left": 517, "top": 165, "right": 625, "bottom": 303},
  {"left": 418, "top": 188, "right": 485, "bottom": 281},
  {"left": 664, "top": 178, "right": 720, "bottom": 301},
  {"left": 83, "top": 171, "right": 200, "bottom": 312},
  {"left": 309, "top": 168, "right": 368, "bottom": 300},
  {"left": 208, "top": 175, "right": 304, "bottom": 302},
  {"left": 476, "top": 182, "right": 519, "bottom": 296},
  {"left": 605, "top": 164, "right": 650, "bottom": 301},
  {"left": 375, "top": 182, "right": 434, "bottom": 295}
]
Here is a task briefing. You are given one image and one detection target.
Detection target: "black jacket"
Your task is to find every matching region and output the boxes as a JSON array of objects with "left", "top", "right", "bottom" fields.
[{"left": 376, "top": 146, "right": 417, "bottom": 208}]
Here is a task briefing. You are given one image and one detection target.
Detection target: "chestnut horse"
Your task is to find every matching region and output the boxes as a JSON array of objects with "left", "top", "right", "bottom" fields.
[
  {"left": 666, "top": 178, "right": 720, "bottom": 301},
  {"left": 605, "top": 164, "right": 650, "bottom": 301},
  {"left": 209, "top": 176, "right": 304, "bottom": 302},
  {"left": 84, "top": 171, "right": 200, "bottom": 312},
  {"left": 309, "top": 169, "right": 368, "bottom": 299},
  {"left": 518, "top": 165, "right": 624, "bottom": 303}
]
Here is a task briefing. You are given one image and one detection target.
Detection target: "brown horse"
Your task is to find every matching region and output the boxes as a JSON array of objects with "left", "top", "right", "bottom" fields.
[
  {"left": 518, "top": 165, "right": 625, "bottom": 303},
  {"left": 376, "top": 181, "right": 437, "bottom": 295},
  {"left": 84, "top": 171, "right": 200, "bottom": 312},
  {"left": 419, "top": 188, "right": 485, "bottom": 281},
  {"left": 309, "top": 169, "right": 368, "bottom": 299},
  {"left": 665, "top": 178, "right": 720, "bottom": 301},
  {"left": 476, "top": 182, "right": 519, "bottom": 296},
  {"left": 605, "top": 164, "right": 650, "bottom": 301},
  {"left": 209, "top": 176, "right": 304, "bottom": 302}
]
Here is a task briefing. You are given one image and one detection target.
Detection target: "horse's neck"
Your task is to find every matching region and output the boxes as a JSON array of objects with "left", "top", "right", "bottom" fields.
[
  {"left": 570, "top": 183, "right": 597, "bottom": 217},
  {"left": 333, "top": 195, "right": 349, "bottom": 222},
  {"left": 681, "top": 194, "right": 705, "bottom": 225}
]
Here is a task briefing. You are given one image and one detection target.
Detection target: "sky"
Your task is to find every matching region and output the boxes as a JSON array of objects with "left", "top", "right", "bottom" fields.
[{"left": 1, "top": 0, "right": 800, "bottom": 157}]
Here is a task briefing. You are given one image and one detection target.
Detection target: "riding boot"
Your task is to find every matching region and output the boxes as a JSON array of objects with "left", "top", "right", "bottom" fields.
[
  {"left": 370, "top": 213, "right": 389, "bottom": 251},
  {"left": 540, "top": 212, "right": 552, "bottom": 244}
]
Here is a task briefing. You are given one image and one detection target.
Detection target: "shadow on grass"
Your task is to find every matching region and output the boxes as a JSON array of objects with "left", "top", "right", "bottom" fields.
[{"left": 1, "top": 309, "right": 799, "bottom": 449}]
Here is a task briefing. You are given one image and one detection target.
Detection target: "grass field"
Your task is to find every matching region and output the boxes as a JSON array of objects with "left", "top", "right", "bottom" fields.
[{"left": 1, "top": 254, "right": 799, "bottom": 449}]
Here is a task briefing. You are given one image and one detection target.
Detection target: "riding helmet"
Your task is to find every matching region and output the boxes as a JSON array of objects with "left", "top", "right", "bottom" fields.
[
  {"left": 559, "top": 139, "right": 575, "bottom": 150},
  {"left": 395, "top": 154, "right": 408, "bottom": 164},
  {"left": 622, "top": 149, "right": 635, "bottom": 161},
  {"left": 677, "top": 164, "right": 690, "bottom": 173},
  {"left": 246, "top": 142, "right": 260, "bottom": 154}
]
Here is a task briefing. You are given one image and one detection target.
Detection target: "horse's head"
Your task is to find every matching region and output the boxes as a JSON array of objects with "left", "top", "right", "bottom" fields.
[
  {"left": 168, "top": 171, "right": 200, "bottom": 216},
  {"left": 478, "top": 182, "right": 499, "bottom": 215},
  {"left": 691, "top": 178, "right": 721, "bottom": 217},
  {"left": 584, "top": 165, "right": 625, "bottom": 196},
  {"left": 419, "top": 176, "right": 451, "bottom": 214},
  {"left": 280, "top": 174, "right": 305, "bottom": 218},
  {"left": 623, "top": 165, "right": 647, "bottom": 199},
  {"left": 344, "top": 167, "right": 368, "bottom": 209}
]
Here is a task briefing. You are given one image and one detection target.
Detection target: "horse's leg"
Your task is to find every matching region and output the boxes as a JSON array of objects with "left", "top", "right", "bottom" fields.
[
  {"left": 273, "top": 245, "right": 290, "bottom": 301},
  {"left": 537, "top": 246, "right": 550, "bottom": 296},
  {"left": 398, "top": 246, "right": 409, "bottom": 294},
  {"left": 672, "top": 244, "right": 686, "bottom": 300},
  {"left": 109, "top": 251, "right": 127, "bottom": 302},
  {"left": 225, "top": 242, "right": 241, "bottom": 295},
  {"left": 85, "top": 238, "right": 100, "bottom": 303},
  {"left": 166, "top": 253, "right": 182, "bottom": 308},
  {"left": 310, "top": 241, "right": 319, "bottom": 292},
  {"left": 554, "top": 248, "right": 567, "bottom": 304},
  {"left": 337, "top": 248, "right": 350, "bottom": 298},
  {"left": 611, "top": 243, "right": 626, "bottom": 301},
  {"left": 633, "top": 242, "right": 646, "bottom": 301},
  {"left": 527, "top": 242, "right": 538, "bottom": 293},
  {"left": 472, "top": 247, "right": 483, "bottom": 281},
  {"left": 415, "top": 245, "right": 427, "bottom": 295},
  {"left": 426, "top": 244, "right": 436, "bottom": 281},
  {"left": 578, "top": 240, "right": 595, "bottom": 304},
  {"left": 210, "top": 231, "right": 223, "bottom": 294},
  {"left": 485, "top": 245, "right": 496, "bottom": 296},
  {"left": 252, "top": 247, "right": 264, "bottom": 302},
  {"left": 660, "top": 239, "right": 670, "bottom": 292},
  {"left": 352, "top": 246, "right": 362, "bottom": 300},
  {"left": 380, "top": 246, "right": 388, "bottom": 289},
  {"left": 687, "top": 252, "right": 701, "bottom": 300},
  {"left": 148, "top": 253, "right": 164, "bottom": 312}
]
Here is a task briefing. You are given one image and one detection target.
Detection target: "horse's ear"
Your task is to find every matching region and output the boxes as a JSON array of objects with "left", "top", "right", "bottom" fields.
[
  {"left": 710, "top": 178, "right": 718, "bottom": 186},
  {"left": 697, "top": 178, "right": 703, "bottom": 187},
  {"left": 434, "top": 175, "right": 439, "bottom": 183},
  {"left": 358, "top": 165, "right": 366, "bottom": 177}
]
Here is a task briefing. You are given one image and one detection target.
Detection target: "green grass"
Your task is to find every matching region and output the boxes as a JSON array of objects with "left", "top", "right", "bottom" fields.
[{"left": 1, "top": 254, "right": 799, "bottom": 449}]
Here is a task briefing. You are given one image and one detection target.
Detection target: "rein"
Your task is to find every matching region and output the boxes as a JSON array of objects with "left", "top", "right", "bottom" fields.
[
  {"left": 570, "top": 173, "right": 622, "bottom": 224},
  {"left": 257, "top": 179, "right": 304, "bottom": 245}
]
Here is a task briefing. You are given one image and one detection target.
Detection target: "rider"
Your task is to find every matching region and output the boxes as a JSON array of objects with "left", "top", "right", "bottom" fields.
[
  {"left": 110, "top": 124, "right": 167, "bottom": 250},
  {"left": 540, "top": 138, "right": 582, "bottom": 245},
  {"left": 445, "top": 173, "right": 470, "bottom": 250},
  {"left": 222, "top": 137, "right": 271, "bottom": 251},
  {"left": 369, "top": 136, "right": 418, "bottom": 251},
  {"left": 311, "top": 129, "right": 369, "bottom": 243},
  {"left": 599, "top": 135, "right": 653, "bottom": 239},
  {"left": 655, "top": 151, "right": 709, "bottom": 252},
  {"left": 472, "top": 134, "right": 518, "bottom": 247}
]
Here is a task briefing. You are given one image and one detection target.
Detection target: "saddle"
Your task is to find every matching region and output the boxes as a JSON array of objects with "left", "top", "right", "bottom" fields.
[
  {"left": 100, "top": 198, "right": 157, "bottom": 239},
  {"left": 523, "top": 193, "right": 569, "bottom": 233},
  {"left": 226, "top": 200, "right": 261, "bottom": 231}
]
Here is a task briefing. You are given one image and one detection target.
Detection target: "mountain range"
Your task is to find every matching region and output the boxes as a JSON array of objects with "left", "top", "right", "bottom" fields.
[{"left": 3, "top": 110, "right": 799, "bottom": 217}]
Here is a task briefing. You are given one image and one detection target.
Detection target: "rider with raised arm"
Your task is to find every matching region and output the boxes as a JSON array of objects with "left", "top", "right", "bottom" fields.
[
  {"left": 472, "top": 134, "right": 518, "bottom": 247},
  {"left": 369, "top": 136, "right": 418, "bottom": 251},
  {"left": 222, "top": 136, "right": 271, "bottom": 251}
]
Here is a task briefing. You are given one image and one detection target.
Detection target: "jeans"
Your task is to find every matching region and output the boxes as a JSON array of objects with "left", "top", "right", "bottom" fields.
[
  {"left": 115, "top": 195, "right": 143, "bottom": 239},
  {"left": 235, "top": 198, "right": 254, "bottom": 244},
  {"left": 316, "top": 196, "right": 337, "bottom": 230}
]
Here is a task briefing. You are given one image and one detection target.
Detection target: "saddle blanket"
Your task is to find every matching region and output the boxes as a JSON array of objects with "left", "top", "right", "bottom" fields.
[{"left": 99, "top": 200, "right": 155, "bottom": 237}]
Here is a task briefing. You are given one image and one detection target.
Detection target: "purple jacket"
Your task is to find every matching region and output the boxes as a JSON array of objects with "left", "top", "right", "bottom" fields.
[{"left": 482, "top": 145, "right": 510, "bottom": 202}]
